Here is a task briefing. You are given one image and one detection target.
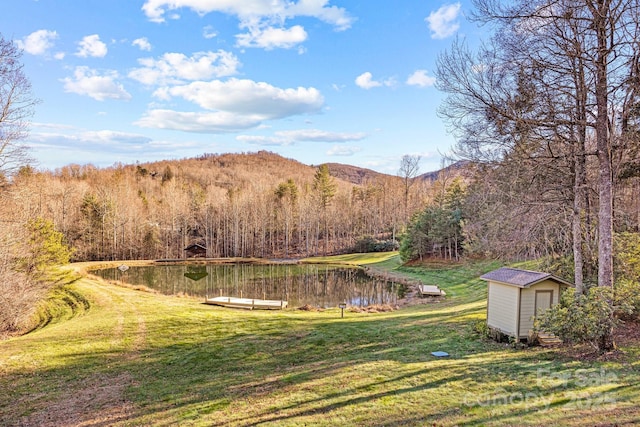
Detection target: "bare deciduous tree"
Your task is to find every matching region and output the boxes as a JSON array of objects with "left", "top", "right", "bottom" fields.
[
  {"left": 398, "top": 154, "right": 421, "bottom": 221},
  {"left": 0, "top": 34, "right": 37, "bottom": 176}
]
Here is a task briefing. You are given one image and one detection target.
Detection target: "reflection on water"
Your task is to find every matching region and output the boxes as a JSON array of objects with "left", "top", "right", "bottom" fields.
[{"left": 93, "top": 263, "right": 406, "bottom": 308}]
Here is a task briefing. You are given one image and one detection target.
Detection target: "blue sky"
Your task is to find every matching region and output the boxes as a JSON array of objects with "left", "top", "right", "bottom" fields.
[{"left": 3, "top": 1, "right": 480, "bottom": 174}]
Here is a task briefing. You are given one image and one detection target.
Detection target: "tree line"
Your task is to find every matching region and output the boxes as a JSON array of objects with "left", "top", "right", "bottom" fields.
[{"left": 5, "top": 152, "right": 435, "bottom": 263}]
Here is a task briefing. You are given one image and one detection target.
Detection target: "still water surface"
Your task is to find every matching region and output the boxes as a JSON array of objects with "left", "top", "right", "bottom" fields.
[{"left": 93, "top": 263, "right": 406, "bottom": 308}]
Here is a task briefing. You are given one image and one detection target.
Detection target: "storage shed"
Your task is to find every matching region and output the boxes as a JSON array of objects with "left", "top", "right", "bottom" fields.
[{"left": 480, "top": 267, "right": 573, "bottom": 341}]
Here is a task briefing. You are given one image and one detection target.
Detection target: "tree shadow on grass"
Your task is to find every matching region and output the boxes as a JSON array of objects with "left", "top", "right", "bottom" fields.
[
  {"left": 1, "top": 302, "right": 493, "bottom": 425},
  {"left": 123, "top": 310, "right": 637, "bottom": 425}
]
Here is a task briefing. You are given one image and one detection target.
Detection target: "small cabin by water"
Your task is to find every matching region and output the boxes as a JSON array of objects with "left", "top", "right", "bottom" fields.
[
  {"left": 480, "top": 267, "right": 573, "bottom": 341},
  {"left": 184, "top": 243, "right": 207, "bottom": 258}
]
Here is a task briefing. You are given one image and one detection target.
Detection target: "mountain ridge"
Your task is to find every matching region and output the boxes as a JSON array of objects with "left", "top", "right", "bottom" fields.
[{"left": 52, "top": 150, "right": 468, "bottom": 187}]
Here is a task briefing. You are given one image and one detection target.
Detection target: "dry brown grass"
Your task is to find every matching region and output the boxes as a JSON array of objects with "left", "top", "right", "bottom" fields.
[{"left": 348, "top": 304, "right": 397, "bottom": 313}]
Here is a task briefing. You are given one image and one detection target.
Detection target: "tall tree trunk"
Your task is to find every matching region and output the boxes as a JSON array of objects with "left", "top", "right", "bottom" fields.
[
  {"left": 573, "top": 145, "right": 585, "bottom": 294},
  {"left": 590, "top": 0, "right": 615, "bottom": 351},
  {"left": 571, "top": 39, "right": 589, "bottom": 294},
  {"left": 593, "top": 2, "right": 614, "bottom": 290}
]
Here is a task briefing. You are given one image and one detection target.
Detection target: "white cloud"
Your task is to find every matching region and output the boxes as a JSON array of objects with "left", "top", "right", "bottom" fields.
[
  {"left": 142, "top": 0, "right": 351, "bottom": 51},
  {"left": 62, "top": 66, "right": 131, "bottom": 101},
  {"left": 27, "top": 128, "right": 208, "bottom": 168},
  {"left": 355, "top": 72, "right": 381, "bottom": 89},
  {"left": 135, "top": 109, "right": 263, "bottom": 133},
  {"left": 236, "top": 135, "right": 291, "bottom": 146},
  {"left": 137, "top": 79, "right": 324, "bottom": 133},
  {"left": 17, "top": 29, "right": 58, "bottom": 55},
  {"left": 132, "top": 37, "right": 152, "bottom": 51},
  {"left": 129, "top": 50, "right": 240, "bottom": 85},
  {"left": 32, "top": 122, "right": 77, "bottom": 131},
  {"left": 203, "top": 25, "right": 218, "bottom": 39},
  {"left": 285, "top": 0, "right": 353, "bottom": 31},
  {"left": 29, "top": 129, "right": 152, "bottom": 149},
  {"left": 327, "top": 145, "right": 361, "bottom": 156},
  {"left": 79, "top": 130, "right": 152, "bottom": 145},
  {"left": 407, "top": 70, "right": 436, "bottom": 87},
  {"left": 141, "top": 0, "right": 353, "bottom": 31},
  {"left": 238, "top": 129, "right": 367, "bottom": 146},
  {"left": 426, "top": 3, "right": 461, "bottom": 39},
  {"left": 158, "top": 78, "right": 324, "bottom": 118},
  {"left": 355, "top": 72, "right": 394, "bottom": 90},
  {"left": 277, "top": 129, "right": 367, "bottom": 142},
  {"left": 236, "top": 25, "right": 307, "bottom": 50},
  {"left": 76, "top": 34, "right": 108, "bottom": 57}
]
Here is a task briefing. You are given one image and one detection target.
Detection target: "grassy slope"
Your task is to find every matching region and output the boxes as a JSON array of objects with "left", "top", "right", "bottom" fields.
[{"left": 1, "top": 256, "right": 639, "bottom": 426}]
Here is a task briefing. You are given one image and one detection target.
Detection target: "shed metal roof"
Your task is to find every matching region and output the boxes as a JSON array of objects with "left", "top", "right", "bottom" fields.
[{"left": 480, "top": 267, "right": 573, "bottom": 288}]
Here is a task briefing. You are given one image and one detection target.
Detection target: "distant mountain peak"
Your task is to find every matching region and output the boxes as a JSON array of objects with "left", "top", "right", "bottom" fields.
[
  {"left": 324, "top": 163, "right": 389, "bottom": 185},
  {"left": 417, "top": 160, "right": 471, "bottom": 182}
]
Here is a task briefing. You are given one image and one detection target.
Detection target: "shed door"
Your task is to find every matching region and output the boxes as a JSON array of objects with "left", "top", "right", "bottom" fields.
[{"left": 534, "top": 290, "right": 553, "bottom": 317}]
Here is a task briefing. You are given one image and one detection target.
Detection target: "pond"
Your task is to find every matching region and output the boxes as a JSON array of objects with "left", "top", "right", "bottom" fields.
[{"left": 92, "top": 263, "right": 407, "bottom": 308}]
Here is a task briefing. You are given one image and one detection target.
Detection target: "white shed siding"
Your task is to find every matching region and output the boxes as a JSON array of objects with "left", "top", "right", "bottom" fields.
[
  {"left": 518, "top": 280, "right": 560, "bottom": 337},
  {"left": 487, "top": 282, "right": 520, "bottom": 335}
]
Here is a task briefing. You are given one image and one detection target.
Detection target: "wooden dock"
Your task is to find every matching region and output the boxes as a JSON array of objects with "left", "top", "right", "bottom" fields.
[
  {"left": 205, "top": 296, "right": 288, "bottom": 310},
  {"left": 419, "top": 285, "right": 446, "bottom": 297}
]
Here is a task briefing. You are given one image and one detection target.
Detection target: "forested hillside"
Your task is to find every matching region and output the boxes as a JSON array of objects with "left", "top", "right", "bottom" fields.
[
  {"left": 4, "top": 151, "right": 439, "bottom": 262},
  {"left": 324, "top": 163, "right": 388, "bottom": 185}
]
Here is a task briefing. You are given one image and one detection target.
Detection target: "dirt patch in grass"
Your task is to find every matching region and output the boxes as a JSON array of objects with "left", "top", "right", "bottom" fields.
[
  {"left": 297, "top": 304, "right": 325, "bottom": 312},
  {"left": 615, "top": 319, "right": 640, "bottom": 346},
  {"left": 17, "top": 288, "right": 148, "bottom": 427},
  {"left": 16, "top": 281, "right": 150, "bottom": 427},
  {"left": 19, "top": 373, "right": 135, "bottom": 427},
  {"left": 560, "top": 346, "right": 627, "bottom": 362}
]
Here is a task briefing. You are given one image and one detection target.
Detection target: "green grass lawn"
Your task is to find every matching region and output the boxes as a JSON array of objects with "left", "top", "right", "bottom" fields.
[
  {"left": 1, "top": 255, "right": 639, "bottom": 426},
  {"left": 300, "top": 251, "right": 401, "bottom": 266}
]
